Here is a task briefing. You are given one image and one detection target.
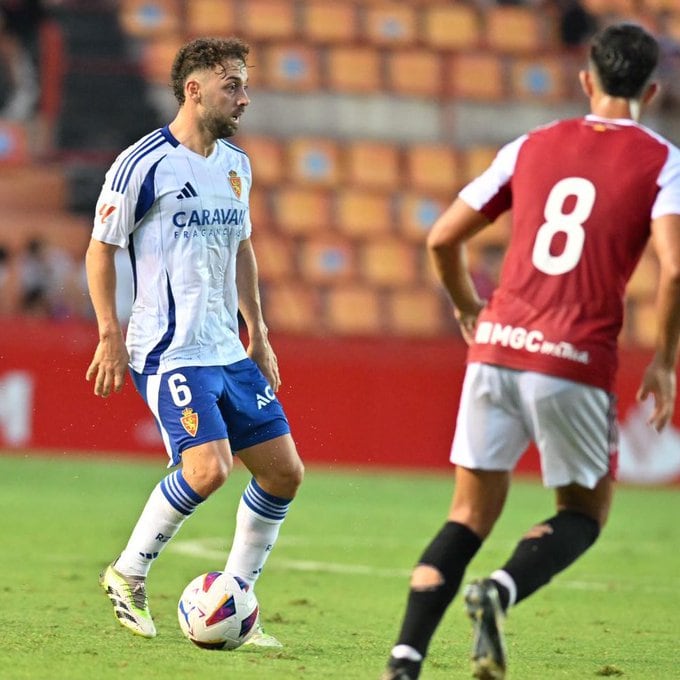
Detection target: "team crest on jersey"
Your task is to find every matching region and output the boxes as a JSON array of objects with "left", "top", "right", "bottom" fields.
[
  {"left": 180, "top": 407, "right": 199, "bottom": 437},
  {"left": 228, "top": 170, "right": 242, "bottom": 198}
]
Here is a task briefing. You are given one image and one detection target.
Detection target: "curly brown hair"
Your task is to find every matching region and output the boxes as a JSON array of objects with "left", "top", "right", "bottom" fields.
[{"left": 170, "top": 37, "right": 250, "bottom": 104}]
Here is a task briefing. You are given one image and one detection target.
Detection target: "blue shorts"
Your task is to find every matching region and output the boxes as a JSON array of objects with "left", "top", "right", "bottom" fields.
[{"left": 131, "top": 359, "right": 291, "bottom": 466}]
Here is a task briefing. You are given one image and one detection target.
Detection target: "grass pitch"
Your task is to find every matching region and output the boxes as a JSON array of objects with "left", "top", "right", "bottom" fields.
[{"left": 1, "top": 452, "right": 679, "bottom": 679}]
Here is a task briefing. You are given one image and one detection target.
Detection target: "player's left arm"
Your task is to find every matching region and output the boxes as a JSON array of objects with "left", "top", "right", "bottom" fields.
[
  {"left": 636, "top": 213, "right": 680, "bottom": 431},
  {"left": 427, "top": 198, "right": 491, "bottom": 344},
  {"left": 236, "top": 237, "right": 281, "bottom": 391}
]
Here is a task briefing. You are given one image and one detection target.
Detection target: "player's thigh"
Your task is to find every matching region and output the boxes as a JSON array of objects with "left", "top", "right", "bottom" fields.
[
  {"left": 555, "top": 474, "right": 614, "bottom": 527},
  {"left": 181, "top": 438, "right": 234, "bottom": 496},
  {"left": 221, "top": 358, "right": 292, "bottom": 452},
  {"left": 237, "top": 433, "right": 303, "bottom": 498},
  {"left": 518, "top": 372, "right": 617, "bottom": 489},
  {"left": 131, "top": 366, "right": 230, "bottom": 467},
  {"left": 449, "top": 466, "right": 511, "bottom": 538},
  {"left": 450, "top": 362, "right": 531, "bottom": 471}
]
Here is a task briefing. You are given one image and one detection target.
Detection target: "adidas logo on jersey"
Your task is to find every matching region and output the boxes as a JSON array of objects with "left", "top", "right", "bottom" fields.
[
  {"left": 176, "top": 182, "right": 198, "bottom": 199},
  {"left": 256, "top": 386, "right": 276, "bottom": 410}
]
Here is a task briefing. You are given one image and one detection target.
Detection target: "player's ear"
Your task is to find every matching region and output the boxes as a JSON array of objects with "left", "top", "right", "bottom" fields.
[
  {"left": 579, "top": 70, "right": 594, "bottom": 98},
  {"left": 185, "top": 78, "right": 201, "bottom": 104},
  {"left": 641, "top": 81, "right": 659, "bottom": 106}
]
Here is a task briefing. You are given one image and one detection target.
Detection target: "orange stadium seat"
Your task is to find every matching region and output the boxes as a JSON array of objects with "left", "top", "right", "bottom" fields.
[
  {"left": 629, "top": 298, "right": 656, "bottom": 348},
  {"left": 119, "top": 0, "right": 181, "bottom": 38},
  {"left": 386, "top": 287, "right": 446, "bottom": 336},
  {"left": 335, "top": 190, "right": 394, "bottom": 240},
  {"left": 298, "top": 236, "right": 356, "bottom": 284},
  {"left": 249, "top": 186, "right": 274, "bottom": 230},
  {"left": 326, "top": 46, "right": 382, "bottom": 93},
  {"left": 363, "top": 4, "right": 418, "bottom": 46},
  {"left": 467, "top": 212, "right": 511, "bottom": 249},
  {"left": 385, "top": 49, "right": 443, "bottom": 99},
  {"left": 241, "top": 0, "right": 296, "bottom": 41},
  {"left": 300, "top": 0, "right": 359, "bottom": 44},
  {"left": 446, "top": 53, "right": 506, "bottom": 101},
  {"left": 397, "top": 192, "right": 448, "bottom": 242},
  {"left": 582, "top": 0, "right": 636, "bottom": 14},
  {"left": 422, "top": 4, "right": 481, "bottom": 51},
  {"left": 261, "top": 281, "right": 322, "bottom": 334},
  {"left": 274, "top": 186, "right": 333, "bottom": 235},
  {"left": 359, "top": 238, "right": 419, "bottom": 287},
  {"left": 485, "top": 6, "right": 546, "bottom": 54},
  {"left": 344, "top": 140, "right": 401, "bottom": 191},
  {"left": 186, "top": 0, "right": 236, "bottom": 37},
  {"left": 263, "top": 44, "right": 322, "bottom": 92},
  {"left": 287, "top": 137, "right": 341, "bottom": 186},
  {"left": 326, "top": 284, "right": 383, "bottom": 335},
  {"left": 462, "top": 145, "right": 499, "bottom": 184},
  {"left": 251, "top": 232, "right": 295, "bottom": 282},
  {"left": 510, "top": 57, "right": 567, "bottom": 103},
  {"left": 140, "top": 34, "right": 184, "bottom": 85},
  {"left": 236, "top": 135, "right": 285, "bottom": 186},
  {"left": 0, "top": 163, "right": 66, "bottom": 209},
  {"left": 404, "top": 143, "right": 463, "bottom": 195},
  {"left": 626, "top": 249, "right": 658, "bottom": 301}
]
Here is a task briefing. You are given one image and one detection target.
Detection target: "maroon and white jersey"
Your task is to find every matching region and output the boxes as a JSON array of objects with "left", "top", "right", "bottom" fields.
[{"left": 460, "top": 115, "right": 680, "bottom": 392}]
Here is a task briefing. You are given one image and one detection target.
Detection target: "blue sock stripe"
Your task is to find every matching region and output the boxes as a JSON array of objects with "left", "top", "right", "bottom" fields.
[
  {"left": 160, "top": 470, "right": 203, "bottom": 516},
  {"left": 243, "top": 478, "right": 291, "bottom": 521}
]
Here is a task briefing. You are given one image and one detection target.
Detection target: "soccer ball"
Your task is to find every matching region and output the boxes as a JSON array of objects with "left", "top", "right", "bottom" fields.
[{"left": 177, "top": 571, "right": 259, "bottom": 650}]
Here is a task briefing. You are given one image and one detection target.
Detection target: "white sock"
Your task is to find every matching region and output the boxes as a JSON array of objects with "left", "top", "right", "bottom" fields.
[
  {"left": 491, "top": 569, "right": 518, "bottom": 608},
  {"left": 391, "top": 645, "right": 423, "bottom": 662},
  {"left": 115, "top": 470, "right": 203, "bottom": 577},
  {"left": 225, "top": 478, "right": 292, "bottom": 587}
]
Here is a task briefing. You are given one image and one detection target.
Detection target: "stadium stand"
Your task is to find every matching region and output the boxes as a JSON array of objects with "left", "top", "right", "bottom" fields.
[{"left": 2, "top": 0, "right": 677, "bottom": 346}]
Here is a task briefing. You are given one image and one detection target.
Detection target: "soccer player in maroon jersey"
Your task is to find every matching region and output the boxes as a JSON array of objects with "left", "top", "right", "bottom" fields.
[{"left": 383, "top": 23, "right": 680, "bottom": 680}]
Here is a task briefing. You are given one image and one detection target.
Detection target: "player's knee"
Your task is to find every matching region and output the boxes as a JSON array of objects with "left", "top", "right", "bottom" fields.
[
  {"left": 410, "top": 564, "right": 445, "bottom": 591},
  {"left": 184, "top": 455, "right": 232, "bottom": 496},
  {"left": 257, "top": 458, "right": 304, "bottom": 499}
]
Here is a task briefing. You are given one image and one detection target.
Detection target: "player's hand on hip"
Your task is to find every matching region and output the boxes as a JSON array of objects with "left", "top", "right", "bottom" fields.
[
  {"left": 455, "top": 300, "right": 486, "bottom": 346},
  {"left": 636, "top": 359, "right": 677, "bottom": 432},
  {"left": 85, "top": 335, "right": 130, "bottom": 398}
]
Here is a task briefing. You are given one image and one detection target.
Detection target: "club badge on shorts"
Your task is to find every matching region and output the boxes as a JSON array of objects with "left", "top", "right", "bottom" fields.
[
  {"left": 228, "top": 170, "right": 242, "bottom": 199},
  {"left": 180, "top": 407, "right": 199, "bottom": 437}
]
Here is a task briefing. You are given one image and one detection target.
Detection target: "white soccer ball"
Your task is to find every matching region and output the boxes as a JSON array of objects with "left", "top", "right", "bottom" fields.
[{"left": 177, "top": 571, "right": 259, "bottom": 650}]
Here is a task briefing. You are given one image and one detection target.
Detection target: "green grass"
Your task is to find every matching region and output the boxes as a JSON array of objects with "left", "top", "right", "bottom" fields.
[{"left": 1, "top": 452, "right": 679, "bottom": 679}]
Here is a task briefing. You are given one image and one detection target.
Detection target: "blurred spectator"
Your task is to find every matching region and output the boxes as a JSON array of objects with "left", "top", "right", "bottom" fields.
[
  {"left": 556, "top": 0, "right": 598, "bottom": 49},
  {"left": 0, "top": 0, "right": 46, "bottom": 119},
  {"left": 17, "top": 237, "right": 73, "bottom": 316}
]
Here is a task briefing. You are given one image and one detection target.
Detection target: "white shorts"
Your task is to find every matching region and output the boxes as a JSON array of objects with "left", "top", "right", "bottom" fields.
[{"left": 450, "top": 363, "right": 618, "bottom": 488}]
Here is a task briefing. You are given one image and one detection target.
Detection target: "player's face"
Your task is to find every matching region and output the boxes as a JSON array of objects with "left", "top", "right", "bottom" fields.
[{"left": 198, "top": 59, "right": 250, "bottom": 139}]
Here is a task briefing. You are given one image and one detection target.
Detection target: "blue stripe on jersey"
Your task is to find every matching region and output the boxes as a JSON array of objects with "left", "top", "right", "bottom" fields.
[
  {"left": 142, "top": 274, "right": 177, "bottom": 373},
  {"left": 129, "top": 238, "right": 138, "bottom": 302},
  {"left": 242, "top": 477, "right": 291, "bottom": 522},
  {"left": 160, "top": 469, "right": 203, "bottom": 515},
  {"left": 134, "top": 156, "right": 164, "bottom": 224},
  {"left": 112, "top": 130, "right": 166, "bottom": 193},
  {"left": 160, "top": 125, "right": 180, "bottom": 147},
  {"left": 218, "top": 139, "right": 247, "bottom": 156}
]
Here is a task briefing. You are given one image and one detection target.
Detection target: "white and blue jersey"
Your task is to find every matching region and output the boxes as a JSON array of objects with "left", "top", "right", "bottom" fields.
[{"left": 92, "top": 125, "right": 252, "bottom": 375}]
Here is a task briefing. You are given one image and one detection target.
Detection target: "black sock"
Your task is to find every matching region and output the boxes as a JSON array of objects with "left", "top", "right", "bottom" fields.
[
  {"left": 499, "top": 510, "right": 600, "bottom": 607},
  {"left": 393, "top": 521, "right": 482, "bottom": 658}
]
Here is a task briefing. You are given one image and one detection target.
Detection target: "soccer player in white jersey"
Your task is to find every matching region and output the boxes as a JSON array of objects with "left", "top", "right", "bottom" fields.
[
  {"left": 383, "top": 23, "right": 680, "bottom": 680},
  {"left": 86, "top": 37, "right": 304, "bottom": 646}
]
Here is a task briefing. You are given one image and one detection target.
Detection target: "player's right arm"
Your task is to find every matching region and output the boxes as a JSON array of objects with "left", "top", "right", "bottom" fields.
[
  {"left": 85, "top": 238, "right": 129, "bottom": 398},
  {"left": 636, "top": 212, "right": 680, "bottom": 431},
  {"left": 427, "top": 198, "right": 490, "bottom": 344}
]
